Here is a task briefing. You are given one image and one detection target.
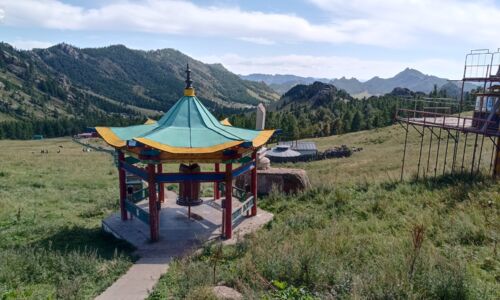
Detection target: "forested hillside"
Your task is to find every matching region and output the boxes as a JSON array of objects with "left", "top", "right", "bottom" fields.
[
  {"left": 228, "top": 81, "right": 473, "bottom": 140},
  {"left": 0, "top": 42, "right": 279, "bottom": 139},
  {"left": 230, "top": 82, "right": 401, "bottom": 139}
]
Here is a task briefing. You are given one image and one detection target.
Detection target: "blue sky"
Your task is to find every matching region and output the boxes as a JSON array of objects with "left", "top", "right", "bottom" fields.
[{"left": 0, "top": 0, "right": 499, "bottom": 79}]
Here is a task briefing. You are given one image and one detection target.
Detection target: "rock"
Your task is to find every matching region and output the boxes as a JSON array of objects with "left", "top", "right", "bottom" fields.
[
  {"left": 257, "top": 156, "right": 270, "bottom": 170},
  {"left": 236, "top": 167, "right": 310, "bottom": 195},
  {"left": 212, "top": 286, "right": 243, "bottom": 300}
]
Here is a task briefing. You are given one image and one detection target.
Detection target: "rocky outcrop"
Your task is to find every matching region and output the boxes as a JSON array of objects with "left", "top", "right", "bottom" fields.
[
  {"left": 236, "top": 167, "right": 311, "bottom": 195},
  {"left": 213, "top": 286, "right": 243, "bottom": 300}
]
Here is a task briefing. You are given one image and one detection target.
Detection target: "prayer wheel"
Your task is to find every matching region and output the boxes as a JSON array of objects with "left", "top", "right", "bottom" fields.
[{"left": 176, "top": 163, "right": 203, "bottom": 206}]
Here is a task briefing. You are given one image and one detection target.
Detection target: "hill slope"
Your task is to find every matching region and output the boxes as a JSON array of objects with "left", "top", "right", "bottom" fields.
[
  {"left": 0, "top": 42, "right": 279, "bottom": 124},
  {"left": 149, "top": 123, "right": 499, "bottom": 299},
  {"left": 230, "top": 81, "right": 399, "bottom": 140}
]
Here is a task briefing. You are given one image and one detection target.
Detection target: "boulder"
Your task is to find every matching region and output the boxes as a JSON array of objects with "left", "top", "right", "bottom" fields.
[
  {"left": 236, "top": 167, "right": 310, "bottom": 195},
  {"left": 212, "top": 286, "right": 243, "bottom": 300},
  {"left": 257, "top": 156, "right": 270, "bottom": 170}
]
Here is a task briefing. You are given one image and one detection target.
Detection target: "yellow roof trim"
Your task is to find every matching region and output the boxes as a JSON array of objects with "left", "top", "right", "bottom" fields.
[
  {"left": 135, "top": 137, "right": 243, "bottom": 154},
  {"left": 252, "top": 130, "right": 275, "bottom": 147},
  {"left": 220, "top": 118, "right": 232, "bottom": 126},
  {"left": 95, "top": 127, "right": 126, "bottom": 148},
  {"left": 144, "top": 118, "right": 157, "bottom": 125}
]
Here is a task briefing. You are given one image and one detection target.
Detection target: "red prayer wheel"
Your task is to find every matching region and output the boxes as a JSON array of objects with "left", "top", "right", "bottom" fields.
[{"left": 177, "top": 163, "right": 203, "bottom": 206}]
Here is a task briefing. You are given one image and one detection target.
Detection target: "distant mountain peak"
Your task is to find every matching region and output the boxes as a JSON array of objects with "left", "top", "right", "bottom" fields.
[
  {"left": 50, "top": 43, "right": 81, "bottom": 58},
  {"left": 400, "top": 67, "right": 422, "bottom": 74},
  {"left": 240, "top": 73, "right": 330, "bottom": 95}
]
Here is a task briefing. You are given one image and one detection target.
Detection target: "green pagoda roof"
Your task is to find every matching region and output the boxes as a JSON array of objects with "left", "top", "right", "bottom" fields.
[{"left": 96, "top": 65, "right": 273, "bottom": 156}]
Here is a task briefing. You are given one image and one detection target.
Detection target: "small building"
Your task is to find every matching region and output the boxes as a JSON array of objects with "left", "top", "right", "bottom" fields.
[
  {"left": 278, "top": 141, "right": 318, "bottom": 160},
  {"left": 32, "top": 135, "right": 44, "bottom": 140},
  {"left": 265, "top": 145, "right": 301, "bottom": 163}
]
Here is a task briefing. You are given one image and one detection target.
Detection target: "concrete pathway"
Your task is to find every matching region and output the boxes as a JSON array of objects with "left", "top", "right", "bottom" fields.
[{"left": 96, "top": 191, "right": 273, "bottom": 300}]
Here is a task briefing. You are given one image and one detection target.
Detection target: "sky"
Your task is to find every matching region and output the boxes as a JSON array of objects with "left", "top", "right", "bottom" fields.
[{"left": 0, "top": 0, "right": 499, "bottom": 80}]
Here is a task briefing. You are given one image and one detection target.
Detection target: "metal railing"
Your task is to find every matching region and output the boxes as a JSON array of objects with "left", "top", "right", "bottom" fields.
[{"left": 395, "top": 108, "right": 500, "bottom": 136}]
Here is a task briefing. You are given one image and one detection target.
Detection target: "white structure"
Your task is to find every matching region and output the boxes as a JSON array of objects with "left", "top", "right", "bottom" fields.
[{"left": 256, "top": 103, "right": 266, "bottom": 130}]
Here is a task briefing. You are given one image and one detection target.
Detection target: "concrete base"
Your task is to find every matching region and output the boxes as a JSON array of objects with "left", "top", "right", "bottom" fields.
[{"left": 97, "top": 191, "right": 273, "bottom": 300}]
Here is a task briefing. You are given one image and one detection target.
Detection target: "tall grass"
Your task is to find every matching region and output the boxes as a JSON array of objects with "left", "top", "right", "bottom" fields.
[
  {"left": 0, "top": 241, "right": 130, "bottom": 299},
  {"left": 0, "top": 138, "right": 135, "bottom": 298},
  {"left": 150, "top": 175, "right": 499, "bottom": 299}
]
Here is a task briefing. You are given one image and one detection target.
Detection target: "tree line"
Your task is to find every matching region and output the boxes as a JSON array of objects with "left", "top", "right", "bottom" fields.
[
  {"left": 229, "top": 94, "right": 401, "bottom": 140},
  {"left": 0, "top": 113, "right": 144, "bottom": 140}
]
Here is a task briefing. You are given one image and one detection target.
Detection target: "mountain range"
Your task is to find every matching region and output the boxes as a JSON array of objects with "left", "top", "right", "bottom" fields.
[
  {"left": 240, "top": 73, "right": 330, "bottom": 95},
  {"left": 0, "top": 42, "right": 279, "bottom": 123},
  {"left": 241, "top": 68, "right": 474, "bottom": 97}
]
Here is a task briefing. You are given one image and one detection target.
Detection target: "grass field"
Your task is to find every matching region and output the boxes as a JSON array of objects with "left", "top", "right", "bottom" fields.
[
  {"left": 0, "top": 138, "right": 134, "bottom": 299},
  {"left": 149, "top": 125, "right": 500, "bottom": 299},
  {"left": 0, "top": 123, "right": 499, "bottom": 299}
]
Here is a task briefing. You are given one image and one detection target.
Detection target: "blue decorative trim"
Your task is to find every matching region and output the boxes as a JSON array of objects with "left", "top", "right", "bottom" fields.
[
  {"left": 222, "top": 149, "right": 238, "bottom": 156},
  {"left": 124, "top": 200, "right": 150, "bottom": 224},
  {"left": 127, "top": 188, "right": 149, "bottom": 203},
  {"left": 232, "top": 161, "right": 255, "bottom": 177},
  {"left": 156, "top": 172, "right": 225, "bottom": 183},
  {"left": 121, "top": 161, "right": 148, "bottom": 180},
  {"left": 140, "top": 149, "right": 161, "bottom": 156},
  {"left": 232, "top": 196, "right": 254, "bottom": 225},
  {"left": 240, "top": 141, "right": 253, "bottom": 148},
  {"left": 127, "top": 140, "right": 145, "bottom": 147},
  {"left": 125, "top": 156, "right": 141, "bottom": 165}
]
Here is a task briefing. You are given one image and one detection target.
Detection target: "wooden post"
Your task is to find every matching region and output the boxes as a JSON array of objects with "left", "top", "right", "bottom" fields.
[
  {"left": 157, "top": 164, "right": 165, "bottom": 203},
  {"left": 214, "top": 163, "right": 220, "bottom": 200},
  {"left": 251, "top": 151, "right": 258, "bottom": 216},
  {"left": 224, "top": 163, "right": 233, "bottom": 239},
  {"left": 118, "top": 151, "right": 127, "bottom": 221},
  {"left": 147, "top": 164, "right": 159, "bottom": 242}
]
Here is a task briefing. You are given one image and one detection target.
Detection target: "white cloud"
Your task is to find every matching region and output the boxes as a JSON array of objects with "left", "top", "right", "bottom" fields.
[
  {"left": 10, "top": 39, "right": 54, "bottom": 50},
  {"left": 308, "top": 0, "right": 500, "bottom": 45},
  {"left": 200, "top": 53, "right": 464, "bottom": 79},
  {"left": 0, "top": 8, "right": 4, "bottom": 22},
  {"left": 2, "top": 0, "right": 497, "bottom": 48},
  {"left": 238, "top": 37, "right": 275, "bottom": 45}
]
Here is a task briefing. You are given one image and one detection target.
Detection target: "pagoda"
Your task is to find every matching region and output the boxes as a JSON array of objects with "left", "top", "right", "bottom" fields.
[{"left": 96, "top": 65, "right": 274, "bottom": 241}]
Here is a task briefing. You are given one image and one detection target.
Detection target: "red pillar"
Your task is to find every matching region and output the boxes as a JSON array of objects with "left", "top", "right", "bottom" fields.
[
  {"left": 157, "top": 164, "right": 165, "bottom": 203},
  {"left": 251, "top": 151, "right": 258, "bottom": 216},
  {"left": 224, "top": 163, "right": 233, "bottom": 239},
  {"left": 494, "top": 137, "right": 500, "bottom": 178},
  {"left": 214, "top": 163, "right": 220, "bottom": 200},
  {"left": 147, "top": 164, "right": 159, "bottom": 242},
  {"left": 118, "top": 151, "right": 127, "bottom": 221}
]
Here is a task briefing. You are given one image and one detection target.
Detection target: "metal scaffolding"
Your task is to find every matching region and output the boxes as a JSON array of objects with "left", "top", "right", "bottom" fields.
[{"left": 396, "top": 49, "right": 500, "bottom": 180}]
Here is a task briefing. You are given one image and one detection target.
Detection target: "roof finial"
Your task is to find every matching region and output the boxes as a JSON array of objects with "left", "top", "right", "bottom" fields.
[{"left": 184, "top": 63, "right": 195, "bottom": 97}]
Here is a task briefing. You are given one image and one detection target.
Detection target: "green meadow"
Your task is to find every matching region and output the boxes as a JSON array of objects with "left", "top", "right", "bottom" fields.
[
  {"left": 0, "top": 138, "right": 134, "bottom": 299},
  {"left": 150, "top": 125, "right": 499, "bottom": 299},
  {"left": 0, "top": 123, "right": 498, "bottom": 299}
]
